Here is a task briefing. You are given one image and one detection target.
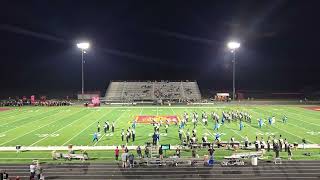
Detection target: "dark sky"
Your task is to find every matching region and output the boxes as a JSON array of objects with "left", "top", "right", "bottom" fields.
[{"left": 1, "top": 0, "right": 320, "bottom": 96}]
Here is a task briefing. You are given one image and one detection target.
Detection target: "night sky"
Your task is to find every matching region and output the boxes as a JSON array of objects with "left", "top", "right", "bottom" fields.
[{"left": 1, "top": 0, "right": 320, "bottom": 97}]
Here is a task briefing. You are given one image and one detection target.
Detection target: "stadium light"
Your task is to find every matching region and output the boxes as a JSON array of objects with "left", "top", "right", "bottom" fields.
[
  {"left": 77, "top": 42, "right": 90, "bottom": 100},
  {"left": 227, "top": 41, "right": 240, "bottom": 101},
  {"left": 77, "top": 42, "right": 90, "bottom": 50},
  {"left": 227, "top": 41, "right": 240, "bottom": 50}
]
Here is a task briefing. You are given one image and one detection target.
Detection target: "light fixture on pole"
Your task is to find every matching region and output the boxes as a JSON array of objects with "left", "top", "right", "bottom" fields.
[
  {"left": 77, "top": 42, "right": 90, "bottom": 100},
  {"left": 227, "top": 41, "right": 240, "bottom": 100}
]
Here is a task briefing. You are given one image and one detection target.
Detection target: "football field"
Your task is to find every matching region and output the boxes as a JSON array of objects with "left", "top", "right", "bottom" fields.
[{"left": 0, "top": 105, "right": 319, "bottom": 147}]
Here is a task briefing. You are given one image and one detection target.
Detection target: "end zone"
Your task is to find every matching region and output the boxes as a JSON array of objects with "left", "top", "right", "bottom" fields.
[
  {"left": 302, "top": 106, "right": 320, "bottom": 111},
  {"left": 0, "top": 108, "right": 11, "bottom": 112}
]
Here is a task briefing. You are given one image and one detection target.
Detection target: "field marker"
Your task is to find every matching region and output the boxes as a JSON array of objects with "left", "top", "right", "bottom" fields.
[
  {"left": 62, "top": 109, "right": 117, "bottom": 146},
  {"left": 0, "top": 109, "right": 86, "bottom": 146},
  {"left": 221, "top": 121, "right": 245, "bottom": 139},
  {"left": 236, "top": 107, "right": 276, "bottom": 138},
  {"left": 177, "top": 107, "right": 214, "bottom": 139},
  {"left": 94, "top": 107, "right": 131, "bottom": 146},
  {"left": 139, "top": 107, "right": 143, "bottom": 115},
  {"left": 170, "top": 107, "right": 188, "bottom": 139},
  {"left": 0, "top": 109, "right": 63, "bottom": 134},
  {"left": 94, "top": 133, "right": 105, "bottom": 146},
  {"left": 0, "top": 107, "right": 34, "bottom": 115},
  {"left": 306, "top": 131, "right": 320, "bottom": 135},
  {"left": 249, "top": 108, "right": 316, "bottom": 144},
  {"left": 0, "top": 108, "right": 60, "bottom": 127},
  {"left": 29, "top": 110, "right": 96, "bottom": 146},
  {"left": 254, "top": 106, "right": 320, "bottom": 135},
  {"left": 281, "top": 109, "right": 320, "bottom": 127},
  {"left": 255, "top": 106, "right": 319, "bottom": 133}
]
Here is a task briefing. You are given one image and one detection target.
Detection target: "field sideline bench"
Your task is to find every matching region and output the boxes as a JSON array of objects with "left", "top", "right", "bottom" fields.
[
  {"left": 136, "top": 157, "right": 204, "bottom": 167},
  {"left": 226, "top": 150, "right": 264, "bottom": 159},
  {"left": 52, "top": 151, "right": 88, "bottom": 161}
]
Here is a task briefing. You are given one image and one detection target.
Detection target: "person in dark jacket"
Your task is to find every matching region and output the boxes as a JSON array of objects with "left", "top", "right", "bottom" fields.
[{"left": 159, "top": 146, "right": 163, "bottom": 160}]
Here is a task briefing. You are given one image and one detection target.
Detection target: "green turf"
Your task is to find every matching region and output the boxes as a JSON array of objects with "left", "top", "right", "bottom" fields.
[
  {"left": 0, "top": 105, "right": 319, "bottom": 162},
  {"left": 1, "top": 105, "right": 319, "bottom": 146},
  {"left": 0, "top": 148, "right": 319, "bottom": 164}
]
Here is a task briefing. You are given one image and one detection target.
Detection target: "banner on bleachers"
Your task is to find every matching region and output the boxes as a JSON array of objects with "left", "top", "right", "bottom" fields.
[
  {"left": 91, "top": 96, "right": 100, "bottom": 105},
  {"left": 31, "top": 95, "right": 35, "bottom": 104}
]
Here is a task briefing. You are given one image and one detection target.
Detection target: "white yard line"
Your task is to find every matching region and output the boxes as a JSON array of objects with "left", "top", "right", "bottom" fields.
[
  {"left": 139, "top": 107, "right": 143, "bottom": 115},
  {"left": 175, "top": 107, "right": 215, "bottom": 139},
  {"left": 0, "top": 108, "right": 59, "bottom": 127},
  {"left": 254, "top": 106, "right": 318, "bottom": 133},
  {"left": 0, "top": 108, "right": 32, "bottom": 120},
  {"left": 0, "top": 109, "right": 63, "bottom": 134},
  {"left": 62, "top": 109, "right": 116, "bottom": 146},
  {"left": 249, "top": 109, "right": 316, "bottom": 144},
  {"left": 29, "top": 110, "right": 95, "bottom": 146},
  {"left": 94, "top": 107, "right": 130, "bottom": 146},
  {"left": 170, "top": 107, "right": 187, "bottom": 138},
  {"left": 286, "top": 110, "right": 320, "bottom": 127},
  {"left": 93, "top": 134, "right": 105, "bottom": 146},
  {"left": 0, "top": 109, "right": 86, "bottom": 146},
  {"left": 223, "top": 122, "right": 245, "bottom": 139}
]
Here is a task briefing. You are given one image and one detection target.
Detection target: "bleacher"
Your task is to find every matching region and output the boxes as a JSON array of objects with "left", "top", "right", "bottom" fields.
[{"left": 105, "top": 80, "right": 201, "bottom": 102}]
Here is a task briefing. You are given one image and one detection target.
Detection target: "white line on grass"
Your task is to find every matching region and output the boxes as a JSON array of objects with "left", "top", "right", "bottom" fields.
[
  {"left": 62, "top": 109, "right": 116, "bottom": 146},
  {"left": 29, "top": 110, "right": 96, "bottom": 146},
  {"left": 219, "top": 120, "right": 245, "bottom": 139},
  {"left": 249, "top": 108, "right": 316, "bottom": 144},
  {"left": 0, "top": 109, "right": 86, "bottom": 146},
  {"left": 283, "top": 109, "right": 320, "bottom": 127},
  {"left": 93, "top": 134, "right": 105, "bottom": 146},
  {"left": 254, "top": 106, "right": 319, "bottom": 134},
  {"left": 176, "top": 107, "right": 214, "bottom": 139},
  {"left": 94, "top": 107, "right": 131, "bottom": 146},
  {"left": 0, "top": 109, "right": 63, "bottom": 134},
  {"left": 170, "top": 107, "right": 187, "bottom": 139},
  {"left": 0, "top": 108, "right": 33, "bottom": 120},
  {"left": 139, "top": 107, "right": 143, "bottom": 115},
  {"left": 0, "top": 108, "right": 59, "bottom": 127}
]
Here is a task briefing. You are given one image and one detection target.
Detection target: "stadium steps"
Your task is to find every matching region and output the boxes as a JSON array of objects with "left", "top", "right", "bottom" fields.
[
  {"left": 150, "top": 145, "right": 159, "bottom": 158},
  {"left": 1, "top": 161, "right": 320, "bottom": 179}
]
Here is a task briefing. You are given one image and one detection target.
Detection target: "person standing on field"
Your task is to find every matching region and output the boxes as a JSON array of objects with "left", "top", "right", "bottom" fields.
[
  {"left": 97, "top": 122, "right": 101, "bottom": 133},
  {"left": 288, "top": 144, "right": 293, "bottom": 160},
  {"left": 121, "top": 129, "right": 124, "bottom": 142},
  {"left": 159, "top": 146, "right": 163, "bottom": 160},
  {"left": 115, "top": 146, "right": 119, "bottom": 160},
  {"left": 121, "top": 151, "right": 128, "bottom": 168},
  {"left": 112, "top": 122, "right": 115, "bottom": 132},
  {"left": 92, "top": 132, "right": 99, "bottom": 143},
  {"left": 132, "top": 128, "right": 136, "bottom": 142}
]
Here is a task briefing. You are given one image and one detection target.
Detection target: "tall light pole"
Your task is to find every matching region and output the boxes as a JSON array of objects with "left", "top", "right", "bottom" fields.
[
  {"left": 227, "top": 41, "right": 240, "bottom": 100},
  {"left": 77, "top": 42, "right": 90, "bottom": 100}
]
